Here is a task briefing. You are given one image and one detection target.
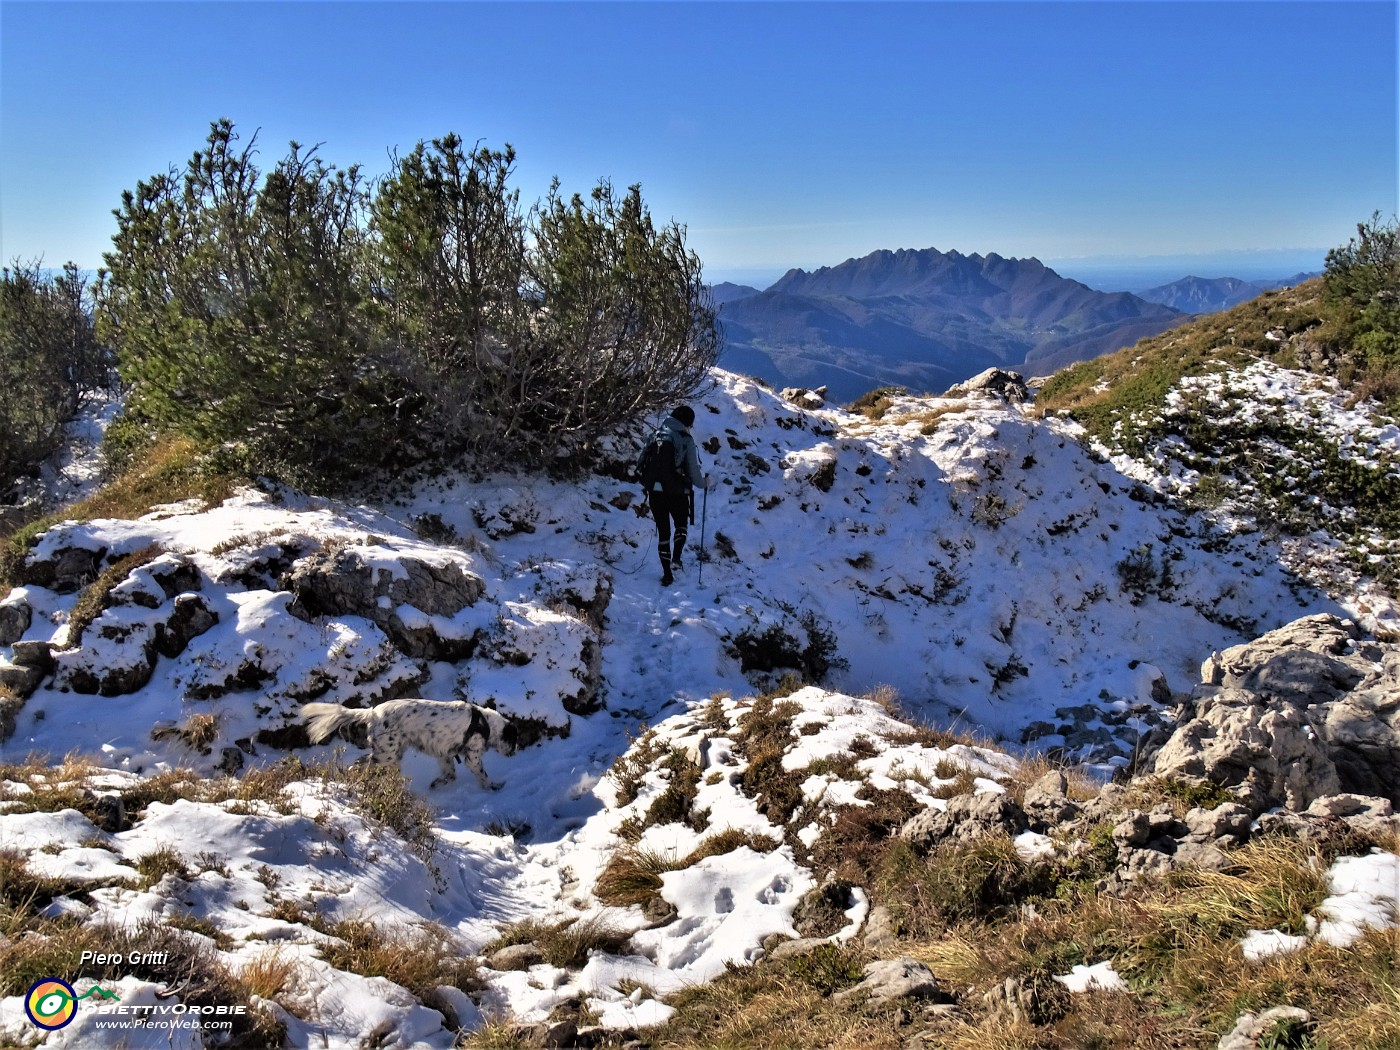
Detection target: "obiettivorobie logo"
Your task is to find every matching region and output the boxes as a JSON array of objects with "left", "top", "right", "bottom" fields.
[{"left": 25, "top": 978, "right": 121, "bottom": 1030}]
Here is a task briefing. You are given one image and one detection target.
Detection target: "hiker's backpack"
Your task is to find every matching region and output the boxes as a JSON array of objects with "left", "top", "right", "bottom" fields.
[{"left": 636, "top": 429, "right": 688, "bottom": 495}]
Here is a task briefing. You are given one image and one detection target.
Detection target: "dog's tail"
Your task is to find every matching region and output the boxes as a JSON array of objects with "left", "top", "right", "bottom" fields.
[{"left": 300, "top": 702, "right": 374, "bottom": 744}]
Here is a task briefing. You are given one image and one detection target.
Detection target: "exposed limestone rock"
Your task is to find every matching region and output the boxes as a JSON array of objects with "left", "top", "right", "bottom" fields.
[
  {"left": 1154, "top": 614, "right": 1400, "bottom": 806},
  {"left": 0, "top": 594, "right": 32, "bottom": 646},
  {"left": 1217, "top": 1006, "right": 1313, "bottom": 1050},
  {"left": 53, "top": 590, "right": 218, "bottom": 697},
  {"left": 0, "top": 660, "right": 44, "bottom": 697},
  {"left": 10, "top": 639, "right": 55, "bottom": 671},
  {"left": 861, "top": 904, "right": 900, "bottom": 950},
  {"left": 945, "top": 367, "right": 1030, "bottom": 403},
  {"left": 153, "top": 594, "right": 218, "bottom": 659},
  {"left": 0, "top": 640, "right": 54, "bottom": 698},
  {"left": 1182, "top": 802, "right": 1252, "bottom": 848},
  {"left": 113, "top": 553, "right": 203, "bottom": 609},
  {"left": 1319, "top": 650, "right": 1400, "bottom": 802},
  {"left": 22, "top": 545, "right": 105, "bottom": 594},
  {"left": 1151, "top": 688, "right": 1341, "bottom": 811},
  {"left": 1303, "top": 793, "right": 1397, "bottom": 839},
  {"left": 284, "top": 544, "right": 485, "bottom": 660},
  {"left": 487, "top": 943, "right": 545, "bottom": 972},
  {"left": 1212, "top": 615, "right": 1359, "bottom": 685},
  {"left": 641, "top": 894, "right": 678, "bottom": 928},
  {"left": 780, "top": 385, "right": 828, "bottom": 409},
  {"left": 53, "top": 608, "right": 161, "bottom": 696},
  {"left": 1022, "top": 770, "right": 1081, "bottom": 829},
  {"left": 900, "top": 791, "right": 1028, "bottom": 851},
  {"left": 832, "top": 957, "right": 944, "bottom": 1006}
]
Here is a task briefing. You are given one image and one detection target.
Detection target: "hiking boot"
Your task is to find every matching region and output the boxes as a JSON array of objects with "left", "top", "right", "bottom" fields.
[{"left": 661, "top": 571, "right": 674, "bottom": 586}]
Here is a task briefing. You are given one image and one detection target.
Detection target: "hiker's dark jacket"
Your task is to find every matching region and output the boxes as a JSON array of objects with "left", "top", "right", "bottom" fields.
[{"left": 649, "top": 415, "right": 705, "bottom": 492}]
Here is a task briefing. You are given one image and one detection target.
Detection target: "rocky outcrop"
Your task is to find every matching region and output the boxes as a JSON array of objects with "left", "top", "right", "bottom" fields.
[
  {"left": 284, "top": 544, "right": 485, "bottom": 660},
  {"left": 831, "top": 957, "right": 946, "bottom": 1007},
  {"left": 945, "top": 367, "right": 1030, "bottom": 403},
  {"left": 1153, "top": 614, "right": 1400, "bottom": 807},
  {"left": 1217, "top": 1006, "right": 1313, "bottom": 1050},
  {"left": 780, "top": 385, "right": 828, "bottom": 409},
  {"left": 52, "top": 592, "right": 218, "bottom": 698},
  {"left": 0, "top": 640, "right": 55, "bottom": 698},
  {"left": 900, "top": 790, "right": 1028, "bottom": 851},
  {"left": 1021, "top": 770, "right": 1082, "bottom": 828},
  {"left": 19, "top": 544, "right": 105, "bottom": 594},
  {"left": 1150, "top": 688, "right": 1341, "bottom": 810},
  {"left": 0, "top": 594, "right": 31, "bottom": 646}
]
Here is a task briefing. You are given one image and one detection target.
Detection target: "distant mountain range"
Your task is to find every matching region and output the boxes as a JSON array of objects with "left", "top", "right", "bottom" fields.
[
  {"left": 712, "top": 247, "right": 1316, "bottom": 402},
  {"left": 1131, "top": 273, "right": 1319, "bottom": 314}
]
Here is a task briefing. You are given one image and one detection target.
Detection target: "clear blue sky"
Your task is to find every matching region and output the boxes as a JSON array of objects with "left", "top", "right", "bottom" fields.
[{"left": 2, "top": 0, "right": 1396, "bottom": 287}]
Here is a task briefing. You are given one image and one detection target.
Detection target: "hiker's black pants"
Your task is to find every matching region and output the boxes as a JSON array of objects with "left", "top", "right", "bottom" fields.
[{"left": 650, "top": 490, "right": 691, "bottom": 571}]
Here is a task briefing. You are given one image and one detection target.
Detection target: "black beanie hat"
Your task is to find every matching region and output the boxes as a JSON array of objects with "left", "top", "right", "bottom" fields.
[{"left": 671, "top": 405, "right": 696, "bottom": 427}]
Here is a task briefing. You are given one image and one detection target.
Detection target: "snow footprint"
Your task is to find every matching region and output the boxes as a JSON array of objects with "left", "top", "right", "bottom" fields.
[{"left": 760, "top": 874, "right": 791, "bottom": 905}]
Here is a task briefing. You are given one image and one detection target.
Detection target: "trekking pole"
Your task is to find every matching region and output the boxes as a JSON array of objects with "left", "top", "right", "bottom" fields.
[{"left": 698, "top": 484, "right": 709, "bottom": 585}]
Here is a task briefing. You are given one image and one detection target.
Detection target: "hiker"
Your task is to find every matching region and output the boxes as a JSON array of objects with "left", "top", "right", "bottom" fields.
[{"left": 637, "top": 405, "right": 712, "bottom": 586}]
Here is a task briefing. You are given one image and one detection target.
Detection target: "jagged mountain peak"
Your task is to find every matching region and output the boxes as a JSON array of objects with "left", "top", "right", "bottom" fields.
[
  {"left": 721, "top": 245, "right": 1183, "bottom": 400},
  {"left": 770, "top": 245, "right": 1051, "bottom": 299}
]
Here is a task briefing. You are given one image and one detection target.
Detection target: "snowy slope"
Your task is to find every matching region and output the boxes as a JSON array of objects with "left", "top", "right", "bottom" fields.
[{"left": 1, "top": 367, "right": 1384, "bottom": 1046}]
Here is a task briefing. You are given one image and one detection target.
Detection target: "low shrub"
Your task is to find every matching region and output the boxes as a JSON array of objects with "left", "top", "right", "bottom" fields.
[{"left": 846, "top": 386, "right": 907, "bottom": 419}]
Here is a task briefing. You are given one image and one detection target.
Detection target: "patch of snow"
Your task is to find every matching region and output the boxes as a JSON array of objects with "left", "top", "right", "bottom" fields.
[{"left": 1053, "top": 961, "right": 1128, "bottom": 993}]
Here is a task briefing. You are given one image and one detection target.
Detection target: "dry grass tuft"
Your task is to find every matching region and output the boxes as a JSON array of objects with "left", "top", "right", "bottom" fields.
[
  {"left": 910, "top": 401, "right": 972, "bottom": 434},
  {"left": 151, "top": 712, "right": 220, "bottom": 755},
  {"left": 233, "top": 947, "right": 298, "bottom": 1001},
  {"left": 318, "top": 918, "right": 480, "bottom": 998},
  {"left": 134, "top": 846, "right": 190, "bottom": 889},
  {"left": 0, "top": 917, "right": 287, "bottom": 1044},
  {"left": 594, "top": 847, "right": 682, "bottom": 907},
  {"left": 1002, "top": 751, "right": 1105, "bottom": 804},
  {"left": 596, "top": 828, "right": 782, "bottom": 908},
  {"left": 485, "top": 915, "right": 633, "bottom": 971}
]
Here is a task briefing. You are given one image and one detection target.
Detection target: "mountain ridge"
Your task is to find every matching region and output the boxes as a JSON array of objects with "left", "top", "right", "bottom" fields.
[
  {"left": 1132, "top": 271, "right": 1321, "bottom": 313},
  {"left": 719, "top": 245, "right": 1187, "bottom": 400}
]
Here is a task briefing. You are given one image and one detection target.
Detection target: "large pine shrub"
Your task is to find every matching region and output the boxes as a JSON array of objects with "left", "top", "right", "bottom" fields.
[
  {"left": 1325, "top": 211, "right": 1400, "bottom": 366},
  {"left": 99, "top": 121, "right": 397, "bottom": 488},
  {"left": 99, "top": 121, "right": 722, "bottom": 488}
]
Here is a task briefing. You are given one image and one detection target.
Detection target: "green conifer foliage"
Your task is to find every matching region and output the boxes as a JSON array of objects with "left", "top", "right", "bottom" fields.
[
  {"left": 1, "top": 262, "right": 109, "bottom": 487},
  {"left": 99, "top": 120, "right": 721, "bottom": 486},
  {"left": 1324, "top": 211, "right": 1400, "bottom": 366},
  {"left": 527, "top": 179, "right": 721, "bottom": 456},
  {"left": 370, "top": 136, "right": 533, "bottom": 463},
  {"left": 100, "top": 120, "right": 394, "bottom": 487}
]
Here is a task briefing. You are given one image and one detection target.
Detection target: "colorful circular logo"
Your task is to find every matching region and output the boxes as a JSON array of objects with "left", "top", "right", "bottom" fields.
[{"left": 25, "top": 978, "right": 77, "bottom": 1030}]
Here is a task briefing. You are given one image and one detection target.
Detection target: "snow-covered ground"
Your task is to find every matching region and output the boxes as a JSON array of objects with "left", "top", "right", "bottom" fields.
[
  {"left": 1102, "top": 360, "right": 1400, "bottom": 628},
  {"left": 1, "top": 369, "right": 1394, "bottom": 1046}
]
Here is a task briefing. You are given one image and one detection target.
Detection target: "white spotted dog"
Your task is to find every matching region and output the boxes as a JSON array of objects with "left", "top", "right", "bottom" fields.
[{"left": 300, "top": 699, "right": 518, "bottom": 789}]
